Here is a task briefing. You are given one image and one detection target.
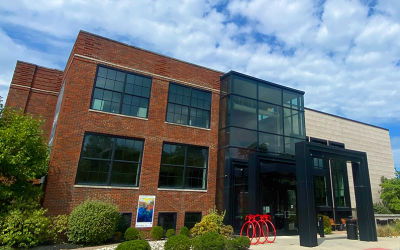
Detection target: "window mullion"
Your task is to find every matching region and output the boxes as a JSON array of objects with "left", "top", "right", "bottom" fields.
[
  {"left": 107, "top": 137, "right": 116, "bottom": 185},
  {"left": 119, "top": 73, "right": 127, "bottom": 114},
  {"left": 182, "top": 146, "right": 188, "bottom": 188}
]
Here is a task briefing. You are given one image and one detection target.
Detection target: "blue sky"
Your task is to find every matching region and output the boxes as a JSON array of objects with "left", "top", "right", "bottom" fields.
[{"left": 0, "top": 0, "right": 399, "bottom": 171}]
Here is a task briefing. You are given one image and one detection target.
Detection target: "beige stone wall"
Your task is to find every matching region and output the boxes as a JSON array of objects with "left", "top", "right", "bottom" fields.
[{"left": 305, "top": 108, "right": 395, "bottom": 208}]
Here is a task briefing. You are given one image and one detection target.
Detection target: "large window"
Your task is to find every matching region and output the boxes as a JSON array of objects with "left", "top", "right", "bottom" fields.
[
  {"left": 331, "top": 159, "right": 347, "bottom": 207},
  {"left": 166, "top": 83, "right": 211, "bottom": 129},
  {"left": 314, "top": 176, "right": 328, "bottom": 206},
  {"left": 159, "top": 143, "right": 208, "bottom": 189},
  {"left": 75, "top": 133, "right": 144, "bottom": 186},
  {"left": 158, "top": 213, "right": 177, "bottom": 232},
  {"left": 91, "top": 66, "right": 152, "bottom": 118}
]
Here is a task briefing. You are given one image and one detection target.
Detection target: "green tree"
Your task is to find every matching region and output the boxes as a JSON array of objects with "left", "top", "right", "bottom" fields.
[
  {"left": 0, "top": 98, "right": 49, "bottom": 213},
  {"left": 380, "top": 171, "right": 400, "bottom": 213}
]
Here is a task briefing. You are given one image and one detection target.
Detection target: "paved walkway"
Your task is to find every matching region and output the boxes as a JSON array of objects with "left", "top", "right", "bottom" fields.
[{"left": 250, "top": 234, "right": 400, "bottom": 250}]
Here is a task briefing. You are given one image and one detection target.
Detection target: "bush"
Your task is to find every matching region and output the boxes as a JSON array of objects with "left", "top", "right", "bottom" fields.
[
  {"left": 374, "top": 202, "right": 392, "bottom": 214},
  {"left": 220, "top": 225, "right": 234, "bottom": 238},
  {"left": 49, "top": 214, "right": 68, "bottom": 243},
  {"left": 376, "top": 225, "right": 400, "bottom": 237},
  {"left": 202, "top": 207, "right": 225, "bottom": 229},
  {"left": 166, "top": 228, "right": 175, "bottom": 238},
  {"left": 115, "top": 240, "right": 151, "bottom": 250},
  {"left": 113, "top": 232, "right": 122, "bottom": 242},
  {"left": 150, "top": 226, "right": 164, "bottom": 240},
  {"left": 235, "top": 236, "right": 251, "bottom": 250},
  {"left": 164, "top": 235, "right": 191, "bottom": 250},
  {"left": 318, "top": 215, "right": 332, "bottom": 235},
  {"left": 67, "top": 199, "right": 120, "bottom": 245},
  {"left": 192, "top": 231, "right": 225, "bottom": 250},
  {"left": 124, "top": 227, "right": 139, "bottom": 241},
  {"left": 179, "top": 226, "right": 189, "bottom": 236},
  {"left": 138, "top": 231, "right": 147, "bottom": 240},
  {"left": 0, "top": 199, "right": 53, "bottom": 248},
  {"left": 190, "top": 220, "right": 218, "bottom": 238}
]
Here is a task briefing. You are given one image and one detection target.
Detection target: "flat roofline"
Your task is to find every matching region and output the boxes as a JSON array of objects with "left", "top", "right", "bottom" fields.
[
  {"left": 305, "top": 107, "right": 389, "bottom": 131},
  {"left": 16, "top": 60, "right": 64, "bottom": 72},
  {"left": 79, "top": 30, "right": 225, "bottom": 75},
  {"left": 221, "top": 70, "right": 305, "bottom": 94}
]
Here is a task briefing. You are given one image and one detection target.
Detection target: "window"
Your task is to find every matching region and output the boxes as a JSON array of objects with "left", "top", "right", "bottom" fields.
[
  {"left": 331, "top": 159, "right": 347, "bottom": 207},
  {"left": 159, "top": 143, "right": 208, "bottom": 189},
  {"left": 313, "top": 157, "right": 324, "bottom": 169},
  {"left": 117, "top": 213, "right": 132, "bottom": 234},
  {"left": 91, "top": 66, "right": 152, "bottom": 118},
  {"left": 314, "top": 176, "right": 328, "bottom": 206},
  {"left": 166, "top": 83, "right": 211, "bottom": 129},
  {"left": 75, "top": 133, "right": 144, "bottom": 186},
  {"left": 184, "top": 212, "right": 202, "bottom": 229},
  {"left": 158, "top": 213, "right": 177, "bottom": 232}
]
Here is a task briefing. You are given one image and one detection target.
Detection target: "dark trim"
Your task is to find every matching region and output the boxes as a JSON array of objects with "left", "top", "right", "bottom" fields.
[
  {"left": 304, "top": 107, "right": 389, "bottom": 131},
  {"left": 310, "top": 137, "right": 328, "bottom": 145},
  {"left": 74, "top": 131, "right": 145, "bottom": 187},
  {"left": 220, "top": 71, "right": 305, "bottom": 94},
  {"left": 329, "top": 141, "right": 345, "bottom": 148},
  {"left": 79, "top": 30, "right": 224, "bottom": 74}
]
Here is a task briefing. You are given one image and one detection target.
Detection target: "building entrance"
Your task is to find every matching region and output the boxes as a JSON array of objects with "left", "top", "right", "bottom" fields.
[{"left": 260, "top": 173, "right": 298, "bottom": 235}]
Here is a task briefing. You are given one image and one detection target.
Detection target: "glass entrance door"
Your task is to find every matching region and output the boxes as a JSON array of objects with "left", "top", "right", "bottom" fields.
[
  {"left": 260, "top": 173, "right": 298, "bottom": 234},
  {"left": 233, "top": 163, "right": 248, "bottom": 232}
]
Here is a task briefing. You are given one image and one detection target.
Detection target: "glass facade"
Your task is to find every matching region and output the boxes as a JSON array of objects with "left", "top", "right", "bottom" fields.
[{"left": 218, "top": 72, "right": 306, "bottom": 157}]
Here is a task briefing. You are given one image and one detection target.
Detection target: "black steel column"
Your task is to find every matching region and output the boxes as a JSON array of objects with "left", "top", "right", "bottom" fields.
[
  {"left": 295, "top": 141, "right": 318, "bottom": 247},
  {"left": 352, "top": 160, "right": 377, "bottom": 241},
  {"left": 248, "top": 153, "right": 259, "bottom": 215}
]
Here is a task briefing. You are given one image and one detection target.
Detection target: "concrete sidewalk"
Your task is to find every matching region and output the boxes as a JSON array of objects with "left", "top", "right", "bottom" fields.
[{"left": 250, "top": 234, "right": 400, "bottom": 250}]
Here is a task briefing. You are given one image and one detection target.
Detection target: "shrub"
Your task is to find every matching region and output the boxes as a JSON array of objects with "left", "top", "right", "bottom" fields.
[
  {"left": 0, "top": 199, "right": 53, "bottom": 248},
  {"left": 49, "top": 214, "right": 68, "bottom": 243},
  {"left": 179, "top": 226, "right": 189, "bottom": 236},
  {"left": 235, "top": 236, "right": 251, "bottom": 250},
  {"left": 190, "top": 220, "right": 218, "bottom": 238},
  {"left": 202, "top": 207, "right": 225, "bottom": 229},
  {"left": 124, "top": 227, "right": 139, "bottom": 241},
  {"left": 115, "top": 240, "right": 151, "bottom": 250},
  {"left": 113, "top": 232, "right": 122, "bottom": 242},
  {"left": 318, "top": 215, "right": 332, "bottom": 235},
  {"left": 220, "top": 225, "right": 234, "bottom": 238},
  {"left": 150, "top": 226, "right": 164, "bottom": 240},
  {"left": 192, "top": 232, "right": 225, "bottom": 250},
  {"left": 138, "top": 231, "right": 147, "bottom": 240},
  {"left": 67, "top": 199, "right": 120, "bottom": 245},
  {"left": 374, "top": 202, "right": 392, "bottom": 214},
  {"left": 166, "top": 228, "right": 175, "bottom": 238},
  {"left": 376, "top": 225, "right": 400, "bottom": 237},
  {"left": 164, "top": 235, "right": 191, "bottom": 250}
]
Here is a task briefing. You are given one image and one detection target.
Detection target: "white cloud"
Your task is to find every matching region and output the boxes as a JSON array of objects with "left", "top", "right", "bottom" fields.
[{"left": 0, "top": 0, "right": 399, "bottom": 128}]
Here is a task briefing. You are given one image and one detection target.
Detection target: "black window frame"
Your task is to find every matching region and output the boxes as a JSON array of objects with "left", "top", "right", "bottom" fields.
[
  {"left": 116, "top": 212, "right": 133, "bottom": 234},
  {"left": 158, "top": 212, "right": 177, "bottom": 232},
  {"left": 158, "top": 142, "right": 209, "bottom": 190},
  {"left": 165, "top": 82, "right": 212, "bottom": 129},
  {"left": 184, "top": 212, "right": 202, "bottom": 229},
  {"left": 75, "top": 132, "right": 144, "bottom": 187},
  {"left": 90, "top": 64, "right": 153, "bottom": 118}
]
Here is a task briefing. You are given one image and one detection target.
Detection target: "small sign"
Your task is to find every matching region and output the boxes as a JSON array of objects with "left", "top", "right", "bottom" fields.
[{"left": 136, "top": 195, "right": 155, "bottom": 228}]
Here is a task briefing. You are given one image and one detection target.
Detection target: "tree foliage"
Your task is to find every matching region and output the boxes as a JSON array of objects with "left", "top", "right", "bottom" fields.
[
  {"left": 380, "top": 171, "right": 400, "bottom": 213},
  {"left": 0, "top": 100, "right": 49, "bottom": 212}
]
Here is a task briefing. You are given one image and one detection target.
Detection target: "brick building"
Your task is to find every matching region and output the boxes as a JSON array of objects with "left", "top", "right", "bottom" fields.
[{"left": 5, "top": 31, "right": 395, "bottom": 235}]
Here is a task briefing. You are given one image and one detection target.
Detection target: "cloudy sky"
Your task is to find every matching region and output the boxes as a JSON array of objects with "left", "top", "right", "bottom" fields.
[{"left": 0, "top": 0, "right": 399, "bottom": 170}]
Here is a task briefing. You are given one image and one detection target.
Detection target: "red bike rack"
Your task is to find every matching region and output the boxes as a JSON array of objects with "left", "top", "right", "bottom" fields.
[{"left": 240, "top": 214, "right": 276, "bottom": 245}]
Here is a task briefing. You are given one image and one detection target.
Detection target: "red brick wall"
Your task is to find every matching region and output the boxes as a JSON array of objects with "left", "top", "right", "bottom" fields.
[
  {"left": 5, "top": 61, "right": 63, "bottom": 140},
  {"left": 43, "top": 31, "right": 223, "bottom": 231}
]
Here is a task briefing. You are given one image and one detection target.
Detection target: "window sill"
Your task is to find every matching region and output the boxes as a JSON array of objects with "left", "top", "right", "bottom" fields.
[
  {"left": 164, "top": 122, "right": 211, "bottom": 131},
  {"left": 89, "top": 109, "right": 148, "bottom": 121},
  {"left": 74, "top": 185, "right": 139, "bottom": 190},
  {"left": 158, "top": 188, "right": 207, "bottom": 192}
]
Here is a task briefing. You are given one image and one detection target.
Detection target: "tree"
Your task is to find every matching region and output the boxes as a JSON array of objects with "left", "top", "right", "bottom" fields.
[
  {"left": 380, "top": 171, "right": 400, "bottom": 213},
  {"left": 0, "top": 99, "right": 49, "bottom": 213}
]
